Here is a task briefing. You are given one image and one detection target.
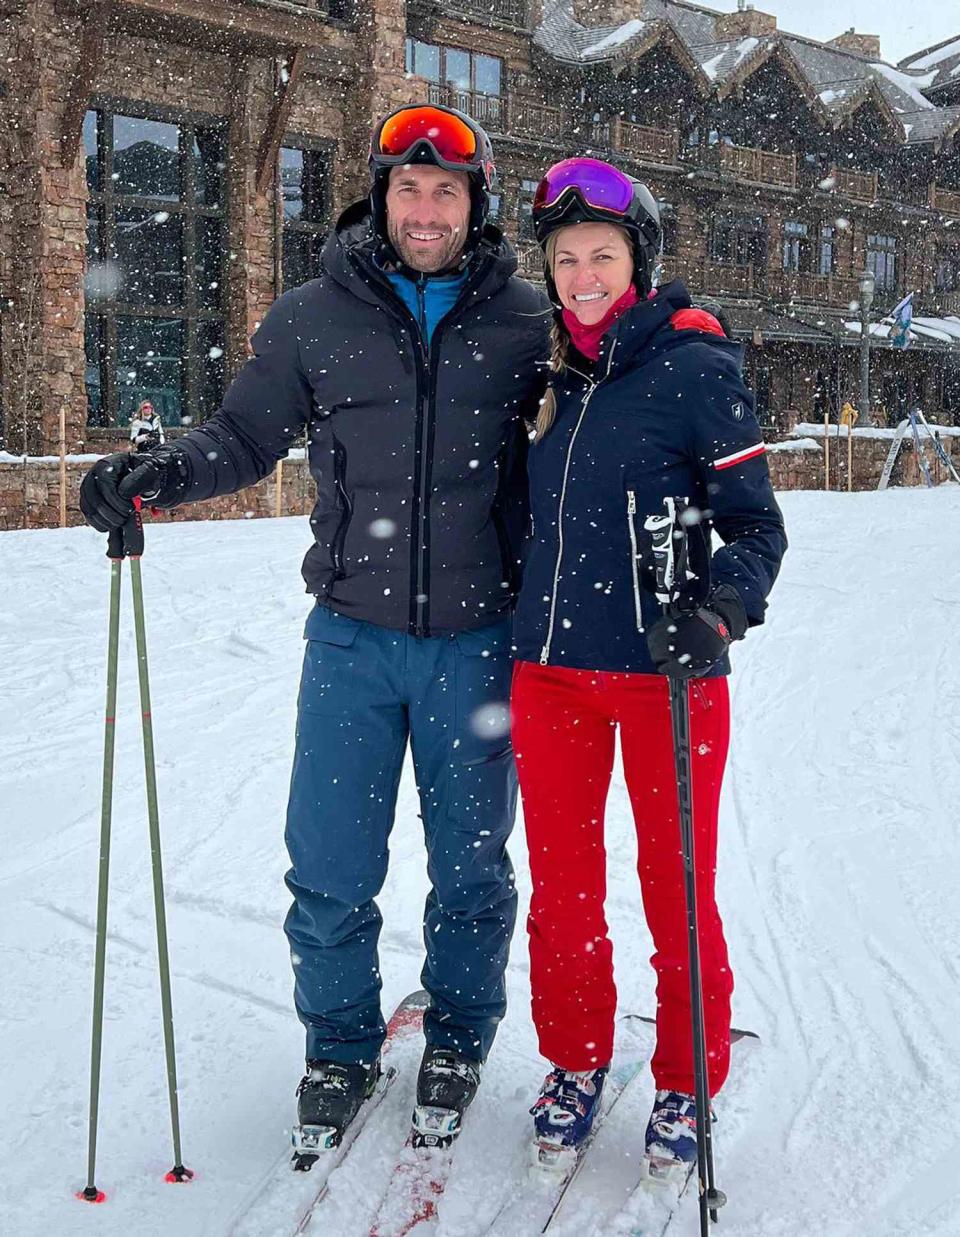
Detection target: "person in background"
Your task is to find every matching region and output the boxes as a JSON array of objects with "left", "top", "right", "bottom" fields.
[
  {"left": 509, "top": 157, "right": 786, "bottom": 1182},
  {"left": 128, "top": 399, "right": 165, "bottom": 451}
]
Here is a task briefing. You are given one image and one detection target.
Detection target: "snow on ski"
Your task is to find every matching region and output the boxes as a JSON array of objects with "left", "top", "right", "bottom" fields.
[
  {"left": 368, "top": 1139, "right": 453, "bottom": 1237},
  {"left": 223, "top": 990, "right": 430, "bottom": 1237}
]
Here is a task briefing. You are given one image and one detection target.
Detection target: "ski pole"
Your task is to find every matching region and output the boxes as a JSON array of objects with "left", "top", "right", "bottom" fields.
[
  {"left": 78, "top": 524, "right": 124, "bottom": 1204},
  {"left": 126, "top": 498, "right": 192, "bottom": 1184},
  {"left": 644, "top": 497, "right": 725, "bottom": 1236},
  {"left": 79, "top": 500, "right": 192, "bottom": 1202}
]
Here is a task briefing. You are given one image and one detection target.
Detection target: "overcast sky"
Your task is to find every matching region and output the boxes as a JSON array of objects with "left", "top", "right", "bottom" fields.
[{"left": 704, "top": 1, "right": 957, "bottom": 66}]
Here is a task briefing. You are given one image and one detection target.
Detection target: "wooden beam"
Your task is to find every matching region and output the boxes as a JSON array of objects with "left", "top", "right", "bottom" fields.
[
  {"left": 255, "top": 48, "right": 307, "bottom": 196},
  {"left": 60, "top": 0, "right": 112, "bottom": 167},
  {"left": 113, "top": 0, "right": 336, "bottom": 52}
]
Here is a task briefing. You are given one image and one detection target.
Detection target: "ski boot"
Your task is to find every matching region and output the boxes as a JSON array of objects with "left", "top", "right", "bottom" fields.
[
  {"left": 643, "top": 1089, "right": 700, "bottom": 1188},
  {"left": 291, "top": 1058, "right": 380, "bottom": 1170},
  {"left": 411, "top": 1045, "right": 481, "bottom": 1148},
  {"left": 530, "top": 1065, "right": 608, "bottom": 1170}
]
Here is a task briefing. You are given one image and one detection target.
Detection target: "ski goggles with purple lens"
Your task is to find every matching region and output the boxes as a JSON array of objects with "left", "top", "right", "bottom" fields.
[{"left": 533, "top": 157, "right": 636, "bottom": 218}]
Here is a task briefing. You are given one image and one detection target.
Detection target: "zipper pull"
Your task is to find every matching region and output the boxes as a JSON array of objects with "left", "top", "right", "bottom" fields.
[
  {"left": 627, "top": 490, "right": 636, "bottom": 514},
  {"left": 539, "top": 645, "right": 549, "bottom": 666}
]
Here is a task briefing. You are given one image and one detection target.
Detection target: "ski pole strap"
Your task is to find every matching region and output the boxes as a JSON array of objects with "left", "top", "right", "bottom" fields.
[{"left": 106, "top": 496, "right": 145, "bottom": 561}]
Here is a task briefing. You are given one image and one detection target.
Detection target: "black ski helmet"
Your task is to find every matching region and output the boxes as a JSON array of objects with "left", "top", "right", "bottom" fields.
[
  {"left": 369, "top": 103, "right": 497, "bottom": 268},
  {"left": 532, "top": 158, "right": 662, "bottom": 301}
]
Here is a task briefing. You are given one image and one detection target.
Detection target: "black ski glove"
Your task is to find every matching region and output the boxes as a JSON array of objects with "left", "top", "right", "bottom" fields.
[
  {"left": 646, "top": 583, "right": 748, "bottom": 679},
  {"left": 79, "top": 448, "right": 188, "bottom": 533}
]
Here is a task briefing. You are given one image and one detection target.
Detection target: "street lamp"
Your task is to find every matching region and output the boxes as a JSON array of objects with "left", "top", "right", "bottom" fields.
[{"left": 858, "top": 269, "right": 876, "bottom": 427}]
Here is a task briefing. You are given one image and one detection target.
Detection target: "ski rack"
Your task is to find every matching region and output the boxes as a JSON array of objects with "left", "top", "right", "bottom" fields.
[{"left": 878, "top": 411, "right": 960, "bottom": 490}]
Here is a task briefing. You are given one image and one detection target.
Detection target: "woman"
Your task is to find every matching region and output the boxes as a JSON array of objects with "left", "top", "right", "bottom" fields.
[
  {"left": 511, "top": 158, "right": 786, "bottom": 1181},
  {"left": 129, "top": 399, "right": 165, "bottom": 451}
]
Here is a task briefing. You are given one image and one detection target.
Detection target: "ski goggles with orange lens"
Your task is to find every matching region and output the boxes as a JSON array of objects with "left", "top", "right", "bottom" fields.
[{"left": 371, "top": 105, "right": 495, "bottom": 189}]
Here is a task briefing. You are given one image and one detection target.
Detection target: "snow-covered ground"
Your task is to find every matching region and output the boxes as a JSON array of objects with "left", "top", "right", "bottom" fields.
[{"left": 2, "top": 488, "right": 959, "bottom": 1237}]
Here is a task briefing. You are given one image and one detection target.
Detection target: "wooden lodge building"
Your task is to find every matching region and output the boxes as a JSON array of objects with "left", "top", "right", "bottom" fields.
[{"left": 1, "top": 0, "right": 959, "bottom": 524}]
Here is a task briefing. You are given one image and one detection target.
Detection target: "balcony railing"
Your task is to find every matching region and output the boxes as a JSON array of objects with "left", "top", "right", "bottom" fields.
[
  {"left": 827, "top": 166, "right": 878, "bottom": 204},
  {"left": 766, "top": 270, "right": 861, "bottom": 307},
  {"left": 931, "top": 289, "right": 960, "bottom": 315},
  {"left": 509, "top": 103, "right": 679, "bottom": 167},
  {"left": 515, "top": 242, "right": 543, "bottom": 280},
  {"left": 509, "top": 98, "right": 565, "bottom": 143},
  {"left": 446, "top": 0, "right": 528, "bottom": 27},
  {"left": 930, "top": 185, "right": 960, "bottom": 216},
  {"left": 427, "top": 84, "right": 505, "bottom": 130},
  {"left": 661, "top": 256, "right": 755, "bottom": 297},
  {"left": 718, "top": 144, "right": 797, "bottom": 190},
  {"left": 617, "top": 121, "right": 680, "bottom": 165}
]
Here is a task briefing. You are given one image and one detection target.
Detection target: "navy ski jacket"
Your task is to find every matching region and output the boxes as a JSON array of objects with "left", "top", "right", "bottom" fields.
[
  {"left": 154, "top": 201, "right": 550, "bottom": 637},
  {"left": 512, "top": 280, "right": 787, "bottom": 675}
]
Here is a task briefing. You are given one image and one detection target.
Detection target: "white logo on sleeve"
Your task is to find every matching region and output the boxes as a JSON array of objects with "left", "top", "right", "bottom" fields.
[{"left": 731, "top": 402, "right": 745, "bottom": 421}]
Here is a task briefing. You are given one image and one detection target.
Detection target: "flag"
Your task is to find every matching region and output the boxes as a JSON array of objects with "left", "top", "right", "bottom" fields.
[{"left": 890, "top": 292, "right": 914, "bottom": 349}]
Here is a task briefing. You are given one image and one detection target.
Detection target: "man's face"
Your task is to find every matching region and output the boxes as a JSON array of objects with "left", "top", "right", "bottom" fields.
[{"left": 385, "top": 164, "right": 472, "bottom": 273}]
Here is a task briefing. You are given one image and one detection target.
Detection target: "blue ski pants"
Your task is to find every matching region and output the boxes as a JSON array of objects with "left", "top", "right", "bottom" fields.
[{"left": 284, "top": 603, "right": 518, "bottom": 1065}]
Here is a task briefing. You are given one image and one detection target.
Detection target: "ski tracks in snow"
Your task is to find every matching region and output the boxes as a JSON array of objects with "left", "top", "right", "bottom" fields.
[{"left": 3, "top": 495, "right": 960, "bottom": 1236}]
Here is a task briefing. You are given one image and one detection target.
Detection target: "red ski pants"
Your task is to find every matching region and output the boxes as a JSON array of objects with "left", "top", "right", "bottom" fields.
[{"left": 511, "top": 662, "right": 733, "bottom": 1096}]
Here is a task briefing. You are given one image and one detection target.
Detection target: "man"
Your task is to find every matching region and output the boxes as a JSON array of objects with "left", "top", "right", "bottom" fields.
[{"left": 80, "top": 104, "right": 549, "bottom": 1149}]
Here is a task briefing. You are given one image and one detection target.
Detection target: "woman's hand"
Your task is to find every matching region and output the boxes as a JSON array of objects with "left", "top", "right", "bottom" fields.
[{"left": 646, "top": 584, "right": 747, "bottom": 678}]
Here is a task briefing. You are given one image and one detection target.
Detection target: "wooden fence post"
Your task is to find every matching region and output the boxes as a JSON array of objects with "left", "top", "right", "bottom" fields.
[{"left": 59, "top": 406, "right": 67, "bottom": 528}]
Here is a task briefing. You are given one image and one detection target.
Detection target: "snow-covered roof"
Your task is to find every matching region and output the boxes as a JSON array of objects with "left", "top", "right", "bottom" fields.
[
  {"left": 536, "top": 1, "right": 957, "bottom": 143},
  {"left": 897, "top": 106, "right": 960, "bottom": 147},
  {"left": 841, "top": 314, "right": 960, "bottom": 350},
  {"left": 899, "top": 35, "right": 960, "bottom": 97}
]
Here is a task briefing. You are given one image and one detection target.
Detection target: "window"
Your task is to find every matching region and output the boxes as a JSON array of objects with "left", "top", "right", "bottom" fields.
[
  {"left": 83, "top": 104, "right": 227, "bottom": 431},
  {"left": 280, "top": 141, "right": 333, "bottom": 292},
  {"left": 517, "top": 178, "right": 538, "bottom": 241},
  {"left": 751, "top": 365, "right": 772, "bottom": 429},
  {"left": 934, "top": 250, "right": 960, "bottom": 292},
  {"left": 781, "top": 221, "right": 808, "bottom": 272},
  {"left": 709, "top": 215, "right": 767, "bottom": 269},
  {"left": 405, "top": 40, "right": 503, "bottom": 126},
  {"left": 818, "top": 225, "right": 836, "bottom": 276},
  {"left": 658, "top": 202, "right": 677, "bottom": 256},
  {"left": 866, "top": 234, "right": 897, "bottom": 292}
]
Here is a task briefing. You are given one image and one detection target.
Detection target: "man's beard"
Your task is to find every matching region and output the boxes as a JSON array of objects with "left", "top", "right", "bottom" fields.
[{"left": 387, "top": 219, "right": 467, "bottom": 273}]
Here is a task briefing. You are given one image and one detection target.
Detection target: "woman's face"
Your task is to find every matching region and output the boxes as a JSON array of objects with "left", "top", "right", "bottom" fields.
[{"left": 551, "top": 223, "right": 633, "bottom": 326}]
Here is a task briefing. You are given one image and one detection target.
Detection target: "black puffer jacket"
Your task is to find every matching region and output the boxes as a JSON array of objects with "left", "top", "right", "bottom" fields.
[{"left": 157, "top": 202, "right": 550, "bottom": 636}]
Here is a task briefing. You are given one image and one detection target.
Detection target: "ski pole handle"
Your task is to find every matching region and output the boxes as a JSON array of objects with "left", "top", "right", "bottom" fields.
[
  {"left": 644, "top": 496, "right": 685, "bottom": 611},
  {"left": 106, "top": 496, "right": 145, "bottom": 561}
]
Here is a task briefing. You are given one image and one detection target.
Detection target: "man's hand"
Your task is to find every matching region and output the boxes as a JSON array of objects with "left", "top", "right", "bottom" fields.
[
  {"left": 646, "top": 584, "right": 747, "bottom": 679},
  {"left": 79, "top": 452, "right": 167, "bottom": 533}
]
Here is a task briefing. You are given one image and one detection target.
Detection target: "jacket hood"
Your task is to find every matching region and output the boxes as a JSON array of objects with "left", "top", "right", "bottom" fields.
[{"left": 321, "top": 199, "right": 520, "bottom": 306}]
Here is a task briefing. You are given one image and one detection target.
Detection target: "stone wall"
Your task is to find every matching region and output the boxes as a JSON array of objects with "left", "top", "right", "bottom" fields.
[
  {"left": 0, "top": 453, "right": 316, "bottom": 531},
  {"left": 4, "top": 426, "right": 958, "bottom": 530},
  {"left": 0, "top": 0, "right": 408, "bottom": 455}
]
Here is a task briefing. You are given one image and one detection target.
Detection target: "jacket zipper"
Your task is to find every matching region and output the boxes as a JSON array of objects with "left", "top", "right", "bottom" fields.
[
  {"left": 625, "top": 489, "right": 644, "bottom": 634},
  {"left": 412, "top": 262, "right": 490, "bottom": 637},
  {"left": 540, "top": 340, "right": 618, "bottom": 665},
  {"left": 413, "top": 275, "right": 431, "bottom": 636},
  {"left": 330, "top": 441, "right": 352, "bottom": 580}
]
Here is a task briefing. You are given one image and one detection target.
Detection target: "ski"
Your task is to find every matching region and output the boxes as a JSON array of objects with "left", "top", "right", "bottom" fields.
[
  {"left": 483, "top": 1056, "right": 647, "bottom": 1237},
  {"left": 223, "top": 990, "right": 430, "bottom": 1237},
  {"left": 614, "top": 1020, "right": 759, "bottom": 1237},
  {"left": 368, "top": 1138, "right": 454, "bottom": 1237},
  {"left": 368, "top": 1048, "right": 480, "bottom": 1235}
]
